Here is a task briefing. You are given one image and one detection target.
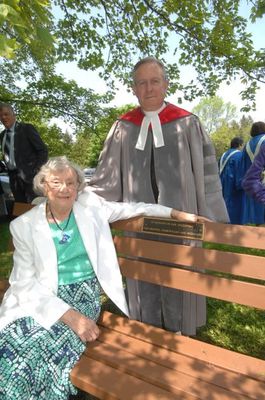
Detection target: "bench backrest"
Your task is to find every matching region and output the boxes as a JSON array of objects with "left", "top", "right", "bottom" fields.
[
  {"left": 6, "top": 202, "right": 35, "bottom": 253},
  {"left": 111, "top": 217, "right": 265, "bottom": 310},
  {"left": 12, "top": 202, "right": 35, "bottom": 216},
  {"left": 2, "top": 203, "right": 265, "bottom": 311}
]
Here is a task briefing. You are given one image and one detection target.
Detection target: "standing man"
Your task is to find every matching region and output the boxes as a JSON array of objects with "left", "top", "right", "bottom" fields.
[
  {"left": 0, "top": 103, "right": 48, "bottom": 203},
  {"left": 0, "top": 179, "right": 7, "bottom": 218},
  {"left": 236, "top": 121, "right": 265, "bottom": 225},
  {"left": 242, "top": 141, "right": 265, "bottom": 203},
  {"left": 219, "top": 137, "right": 244, "bottom": 224},
  {"left": 89, "top": 57, "right": 229, "bottom": 336}
]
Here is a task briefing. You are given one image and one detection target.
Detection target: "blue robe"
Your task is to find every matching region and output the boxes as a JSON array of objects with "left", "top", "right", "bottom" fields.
[
  {"left": 242, "top": 142, "right": 265, "bottom": 203},
  {"left": 219, "top": 148, "right": 242, "bottom": 224},
  {"left": 237, "top": 134, "right": 265, "bottom": 224}
]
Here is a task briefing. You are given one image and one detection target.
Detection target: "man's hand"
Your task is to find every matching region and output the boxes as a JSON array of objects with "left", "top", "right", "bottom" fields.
[{"left": 60, "top": 308, "right": 100, "bottom": 343}]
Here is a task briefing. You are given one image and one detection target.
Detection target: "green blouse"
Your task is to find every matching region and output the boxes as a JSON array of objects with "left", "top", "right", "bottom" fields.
[{"left": 49, "top": 212, "right": 95, "bottom": 285}]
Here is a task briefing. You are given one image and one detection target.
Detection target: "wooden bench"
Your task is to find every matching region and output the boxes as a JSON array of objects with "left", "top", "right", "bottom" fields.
[{"left": 1, "top": 203, "right": 265, "bottom": 399}]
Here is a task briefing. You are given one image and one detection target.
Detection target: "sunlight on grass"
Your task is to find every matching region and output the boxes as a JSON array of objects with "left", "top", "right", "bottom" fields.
[
  {"left": 0, "top": 252, "right": 12, "bottom": 278},
  {"left": 197, "top": 299, "right": 265, "bottom": 359},
  {"left": 0, "top": 222, "right": 12, "bottom": 278}
]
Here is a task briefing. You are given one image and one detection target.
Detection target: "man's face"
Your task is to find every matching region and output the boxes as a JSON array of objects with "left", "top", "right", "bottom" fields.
[
  {"left": 132, "top": 62, "right": 169, "bottom": 111},
  {"left": 0, "top": 107, "right": 16, "bottom": 129}
]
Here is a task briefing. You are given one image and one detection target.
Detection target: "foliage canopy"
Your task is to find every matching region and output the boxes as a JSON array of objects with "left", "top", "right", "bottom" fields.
[{"left": 0, "top": 0, "right": 264, "bottom": 126}]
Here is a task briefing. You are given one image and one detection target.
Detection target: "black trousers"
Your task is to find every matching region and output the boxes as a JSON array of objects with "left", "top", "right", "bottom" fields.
[{"left": 8, "top": 170, "right": 36, "bottom": 203}]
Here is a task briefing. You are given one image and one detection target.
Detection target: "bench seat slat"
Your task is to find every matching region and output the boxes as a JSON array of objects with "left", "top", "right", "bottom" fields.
[
  {"left": 91, "top": 325, "right": 264, "bottom": 399},
  {"left": 114, "top": 237, "right": 265, "bottom": 280},
  {"left": 118, "top": 258, "right": 265, "bottom": 310},
  {"left": 71, "top": 356, "right": 190, "bottom": 400},
  {"left": 99, "top": 312, "right": 265, "bottom": 383},
  {"left": 81, "top": 340, "right": 254, "bottom": 400}
]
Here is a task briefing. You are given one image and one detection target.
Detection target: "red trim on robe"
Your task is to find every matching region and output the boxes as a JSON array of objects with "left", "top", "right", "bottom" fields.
[{"left": 119, "top": 103, "right": 191, "bottom": 126}]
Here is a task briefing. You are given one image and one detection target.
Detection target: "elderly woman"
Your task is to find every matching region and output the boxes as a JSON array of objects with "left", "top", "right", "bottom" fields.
[{"left": 0, "top": 156, "right": 201, "bottom": 399}]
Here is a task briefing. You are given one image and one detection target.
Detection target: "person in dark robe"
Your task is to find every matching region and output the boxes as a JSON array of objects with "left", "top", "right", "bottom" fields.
[
  {"left": 89, "top": 57, "right": 229, "bottom": 336},
  {"left": 219, "top": 137, "right": 244, "bottom": 224},
  {"left": 242, "top": 141, "right": 265, "bottom": 204},
  {"left": 236, "top": 121, "right": 265, "bottom": 225}
]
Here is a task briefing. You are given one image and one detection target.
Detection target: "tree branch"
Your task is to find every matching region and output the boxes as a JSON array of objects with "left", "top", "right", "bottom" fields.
[{"left": 0, "top": 97, "right": 94, "bottom": 128}]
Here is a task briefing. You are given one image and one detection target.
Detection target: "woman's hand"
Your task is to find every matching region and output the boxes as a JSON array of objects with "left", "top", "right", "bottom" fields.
[
  {"left": 171, "top": 209, "right": 212, "bottom": 222},
  {"left": 60, "top": 308, "right": 100, "bottom": 343}
]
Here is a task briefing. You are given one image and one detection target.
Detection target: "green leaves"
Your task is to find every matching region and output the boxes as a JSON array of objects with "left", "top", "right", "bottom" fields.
[
  {"left": 192, "top": 95, "right": 237, "bottom": 134},
  {"left": 0, "top": 0, "right": 264, "bottom": 128},
  {"left": 250, "top": 0, "right": 265, "bottom": 21},
  {"left": 0, "top": 0, "right": 54, "bottom": 61},
  {"left": 0, "top": 34, "right": 18, "bottom": 57}
]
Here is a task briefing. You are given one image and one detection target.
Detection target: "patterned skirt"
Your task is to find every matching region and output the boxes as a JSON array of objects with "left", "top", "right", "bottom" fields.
[{"left": 0, "top": 277, "right": 101, "bottom": 400}]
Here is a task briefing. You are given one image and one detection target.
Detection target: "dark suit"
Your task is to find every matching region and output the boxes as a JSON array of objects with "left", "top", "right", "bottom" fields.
[{"left": 0, "top": 122, "right": 48, "bottom": 202}]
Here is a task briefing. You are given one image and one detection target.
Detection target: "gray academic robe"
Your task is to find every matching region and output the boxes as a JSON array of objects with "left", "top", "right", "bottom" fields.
[{"left": 89, "top": 103, "right": 229, "bottom": 335}]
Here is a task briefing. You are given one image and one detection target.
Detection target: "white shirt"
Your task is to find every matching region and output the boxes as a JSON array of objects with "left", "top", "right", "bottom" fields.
[
  {"left": 135, "top": 103, "right": 166, "bottom": 150},
  {"left": 3, "top": 122, "right": 16, "bottom": 169}
]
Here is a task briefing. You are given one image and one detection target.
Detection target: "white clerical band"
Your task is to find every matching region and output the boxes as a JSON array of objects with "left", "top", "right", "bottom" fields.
[{"left": 135, "top": 104, "right": 166, "bottom": 151}]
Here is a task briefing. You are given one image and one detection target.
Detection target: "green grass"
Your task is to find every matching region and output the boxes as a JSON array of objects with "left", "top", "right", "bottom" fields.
[
  {"left": 0, "top": 221, "right": 12, "bottom": 279},
  {"left": 1, "top": 221, "right": 264, "bottom": 361},
  {"left": 197, "top": 299, "right": 265, "bottom": 359},
  {"left": 199, "top": 241, "right": 265, "bottom": 359},
  {"left": 204, "top": 240, "right": 265, "bottom": 256}
]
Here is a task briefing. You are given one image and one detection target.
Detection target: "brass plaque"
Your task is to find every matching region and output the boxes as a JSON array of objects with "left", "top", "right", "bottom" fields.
[{"left": 142, "top": 217, "right": 204, "bottom": 240}]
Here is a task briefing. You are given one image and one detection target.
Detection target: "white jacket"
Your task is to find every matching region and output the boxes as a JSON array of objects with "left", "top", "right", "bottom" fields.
[{"left": 0, "top": 189, "right": 172, "bottom": 331}]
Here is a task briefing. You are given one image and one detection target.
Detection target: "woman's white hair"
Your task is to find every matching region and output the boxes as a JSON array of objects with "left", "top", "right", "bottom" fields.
[{"left": 33, "top": 156, "right": 86, "bottom": 196}]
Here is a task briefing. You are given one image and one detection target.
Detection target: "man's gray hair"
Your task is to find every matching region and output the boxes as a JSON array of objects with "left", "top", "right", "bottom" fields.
[
  {"left": 132, "top": 57, "right": 168, "bottom": 83},
  {"left": 33, "top": 156, "right": 86, "bottom": 195},
  {"left": 0, "top": 103, "right": 15, "bottom": 114}
]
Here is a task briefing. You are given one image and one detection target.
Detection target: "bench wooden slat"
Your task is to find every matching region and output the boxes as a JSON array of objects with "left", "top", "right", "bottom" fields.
[
  {"left": 82, "top": 340, "right": 253, "bottom": 400},
  {"left": 111, "top": 219, "right": 265, "bottom": 250},
  {"left": 99, "top": 312, "right": 265, "bottom": 383},
  {"left": 118, "top": 258, "right": 265, "bottom": 310},
  {"left": 71, "top": 356, "right": 187, "bottom": 400},
  {"left": 12, "top": 202, "right": 34, "bottom": 216},
  {"left": 0, "top": 279, "right": 9, "bottom": 291},
  {"left": 114, "top": 236, "right": 265, "bottom": 280},
  {"left": 203, "top": 221, "right": 265, "bottom": 249},
  {"left": 71, "top": 310, "right": 264, "bottom": 399},
  {"left": 7, "top": 202, "right": 34, "bottom": 252},
  {"left": 0, "top": 279, "right": 9, "bottom": 302},
  {"left": 90, "top": 324, "right": 264, "bottom": 399}
]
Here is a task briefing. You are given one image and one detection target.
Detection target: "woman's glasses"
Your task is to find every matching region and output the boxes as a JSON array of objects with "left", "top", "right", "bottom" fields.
[{"left": 45, "top": 180, "right": 77, "bottom": 190}]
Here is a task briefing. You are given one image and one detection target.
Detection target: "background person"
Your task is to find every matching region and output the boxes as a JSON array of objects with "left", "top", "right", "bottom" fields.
[
  {"left": 236, "top": 121, "right": 265, "bottom": 225},
  {"left": 0, "top": 156, "right": 202, "bottom": 400},
  {"left": 89, "top": 56, "right": 229, "bottom": 336},
  {"left": 219, "top": 136, "right": 244, "bottom": 224},
  {"left": 0, "top": 102, "right": 48, "bottom": 203},
  {"left": 0, "top": 179, "right": 7, "bottom": 219},
  {"left": 242, "top": 141, "right": 265, "bottom": 204}
]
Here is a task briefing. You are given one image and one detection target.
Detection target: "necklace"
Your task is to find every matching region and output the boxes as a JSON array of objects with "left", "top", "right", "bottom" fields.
[{"left": 49, "top": 206, "right": 72, "bottom": 244}]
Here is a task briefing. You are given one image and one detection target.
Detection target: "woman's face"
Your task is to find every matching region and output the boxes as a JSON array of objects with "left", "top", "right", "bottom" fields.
[{"left": 44, "top": 168, "right": 78, "bottom": 211}]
